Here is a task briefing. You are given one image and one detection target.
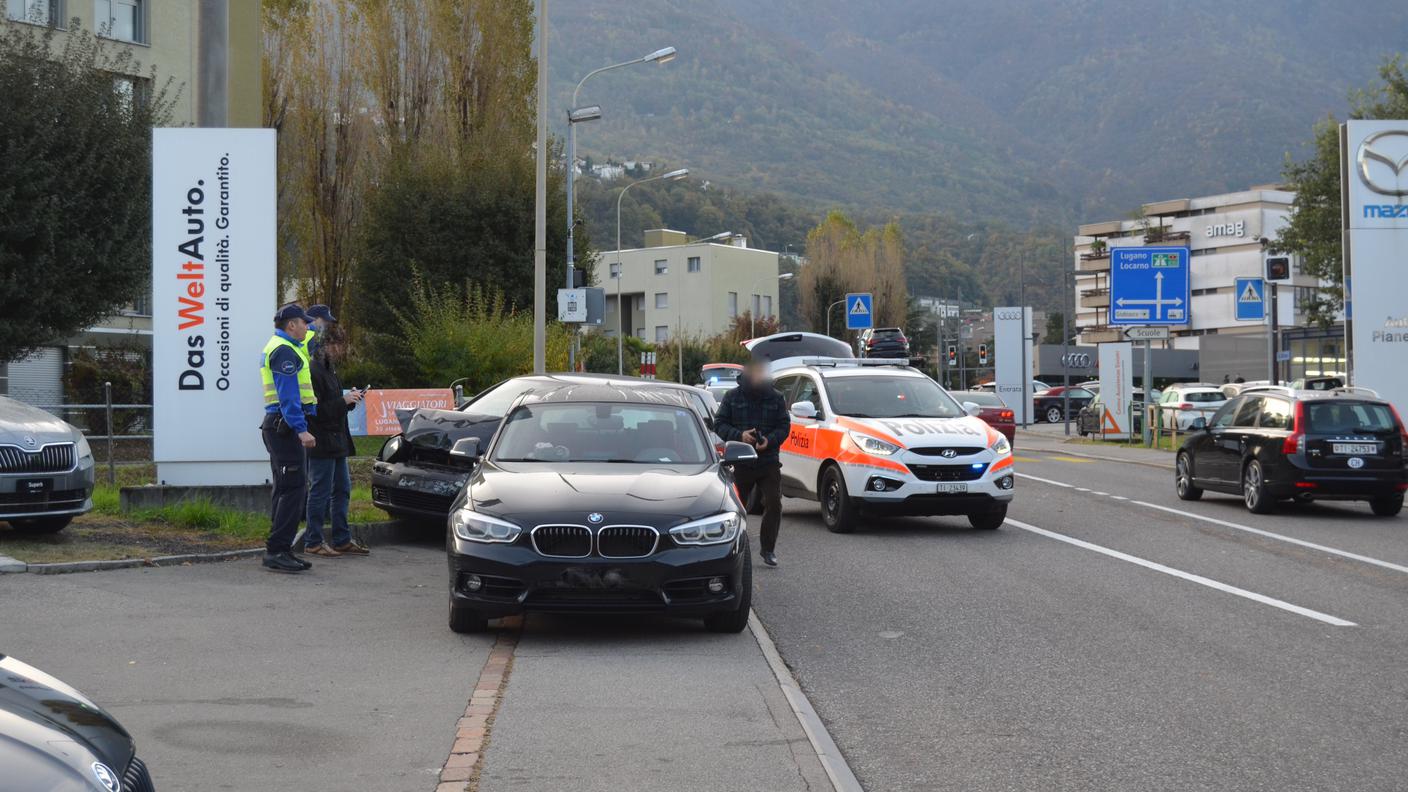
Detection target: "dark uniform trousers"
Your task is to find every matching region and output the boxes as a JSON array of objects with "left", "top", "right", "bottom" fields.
[
  {"left": 733, "top": 462, "right": 782, "bottom": 553},
  {"left": 261, "top": 413, "right": 307, "bottom": 554}
]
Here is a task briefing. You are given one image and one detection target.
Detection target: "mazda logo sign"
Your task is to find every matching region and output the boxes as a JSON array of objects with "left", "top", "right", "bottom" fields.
[{"left": 1357, "top": 130, "right": 1408, "bottom": 196}]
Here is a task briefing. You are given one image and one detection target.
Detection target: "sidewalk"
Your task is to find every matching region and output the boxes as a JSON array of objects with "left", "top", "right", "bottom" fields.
[
  {"left": 1016, "top": 425, "right": 1175, "bottom": 469},
  {"left": 478, "top": 613, "right": 834, "bottom": 792}
]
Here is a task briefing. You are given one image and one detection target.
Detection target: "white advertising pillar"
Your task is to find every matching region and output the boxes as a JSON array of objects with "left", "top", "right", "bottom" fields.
[
  {"left": 152, "top": 128, "right": 277, "bottom": 485},
  {"left": 1097, "top": 342, "right": 1134, "bottom": 440},
  {"left": 994, "top": 307, "right": 1032, "bottom": 424},
  {"left": 1342, "top": 121, "right": 1408, "bottom": 407}
]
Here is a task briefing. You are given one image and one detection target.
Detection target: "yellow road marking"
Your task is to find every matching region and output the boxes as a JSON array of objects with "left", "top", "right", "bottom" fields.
[
  {"left": 1012, "top": 456, "right": 1040, "bottom": 463},
  {"left": 1046, "top": 455, "right": 1094, "bottom": 463}
]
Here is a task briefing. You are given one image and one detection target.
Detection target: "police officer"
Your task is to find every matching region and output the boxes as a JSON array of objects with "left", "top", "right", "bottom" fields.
[{"left": 260, "top": 303, "right": 319, "bottom": 573}]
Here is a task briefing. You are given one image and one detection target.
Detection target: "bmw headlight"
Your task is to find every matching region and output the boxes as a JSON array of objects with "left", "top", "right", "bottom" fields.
[
  {"left": 847, "top": 430, "right": 901, "bottom": 456},
  {"left": 990, "top": 434, "right": 1011, "bottom": 456},
  {"left": 451, "top": 508, "right": 522, "bottom": 544},
  {"left": 75, "top": 433, "right": 94, "bottom": 463},
  {"left": 669, "top": 512, "right": 742, "bottom": 546},
  {"left": 379, "top": 435, "right": 403, "bottom": 462}
]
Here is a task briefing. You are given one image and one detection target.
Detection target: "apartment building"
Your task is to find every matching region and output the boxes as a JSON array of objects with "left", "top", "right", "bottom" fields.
[{"left": 595, "top": 229, "right": 782, "bottom": 343}]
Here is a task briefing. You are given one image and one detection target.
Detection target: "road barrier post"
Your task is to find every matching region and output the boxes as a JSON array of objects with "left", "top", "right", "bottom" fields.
[{"left": 103, "top": 381, "right": 115, "bottom": 485}]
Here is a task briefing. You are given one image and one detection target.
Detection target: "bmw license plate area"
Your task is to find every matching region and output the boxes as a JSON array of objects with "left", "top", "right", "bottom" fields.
[
  {"left": 1332, "top": 443, "right": 1377, "bottom": 456},
  {"left": 935, "top": 482, "right": 968, "bottom": 495}
]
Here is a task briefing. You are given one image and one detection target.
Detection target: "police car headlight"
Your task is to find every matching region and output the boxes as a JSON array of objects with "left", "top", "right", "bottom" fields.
[
  {"left": 989, "top": 435, "right": 1011, "bottom": 456},
  {"left": 451, "top": 508, "right": 522, "bottom": 544},
  {"left": 669, "top": 512, "right": 742, "bottom": 546},
  {"left": 378, "top": 435, "right": 403, "bottom": 462},
  {"left": 848, "top": 430, "right": 901, "bottom": 456},
  {"left": 74, "top": 433, "right": 94, "bottom": 464}
]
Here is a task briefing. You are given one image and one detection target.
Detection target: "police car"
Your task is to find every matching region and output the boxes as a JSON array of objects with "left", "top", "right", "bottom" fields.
[{"left": 744, "top": 335, "right": 1013, "bottom": 532}]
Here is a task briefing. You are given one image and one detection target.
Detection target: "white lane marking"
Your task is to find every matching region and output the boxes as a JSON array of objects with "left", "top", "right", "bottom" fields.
[
  {"left": 1004, "top": 518, "right": 1356, "bottom": 627},
  {"left": 1134, "top": 500, "right": 1408, "bottom": 576},
  {"left": 1075, "top": 487, "right": 1091, "bottom": 492},
  {"left": 1016, "top": 471, "right": 1408, "bottom": 577},
  {"left": 1093, "top": 491, "right": 1109, "bottom": 496}
]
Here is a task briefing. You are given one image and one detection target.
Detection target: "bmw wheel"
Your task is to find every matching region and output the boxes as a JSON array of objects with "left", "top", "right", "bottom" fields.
[
  {"left": 820, "top": 465, "right": 858, "bottom": 533},
  {"left": 705, "top": 536, "right": 753, "bottom": 633},
  {"left": 1175, "top": 453, "right": 1202, "bottom": 501},
  {"left": 1243, "top": 460, "right": 1275, "bottom": 514},
  {"left": 448, "top": 597, "right": 489, "bottom": 634}
]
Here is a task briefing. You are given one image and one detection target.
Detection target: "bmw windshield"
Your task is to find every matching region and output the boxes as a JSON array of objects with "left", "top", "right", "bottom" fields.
[
  {"left": 492, "top": 403, "right": 710, "bottom": 464},
  {"left": 822, "top": 375, "right": 966, "bottom": 419}
]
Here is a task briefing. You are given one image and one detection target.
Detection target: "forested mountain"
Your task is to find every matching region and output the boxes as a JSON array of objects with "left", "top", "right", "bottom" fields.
[{"left": 552, "top": 0, "right": 1407, "bottom": 224}]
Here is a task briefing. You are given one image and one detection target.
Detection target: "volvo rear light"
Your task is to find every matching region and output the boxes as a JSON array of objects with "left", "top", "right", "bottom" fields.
[
  {"left": 1390, "top": 404, "right": 1408, "bottom": 450},
  {"left": 1283, "top": 400, "right": 1307, "bottom": 454}
]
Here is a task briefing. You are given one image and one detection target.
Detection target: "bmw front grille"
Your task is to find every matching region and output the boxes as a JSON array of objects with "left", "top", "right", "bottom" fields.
[{"left": 530, "top": 524, "right": 660, "bottom": 559}]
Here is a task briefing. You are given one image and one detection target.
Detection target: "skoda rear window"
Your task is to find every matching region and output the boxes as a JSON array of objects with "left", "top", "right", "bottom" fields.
[{"left": 1304, "top": 401, "right": 1397, "bottom": 434}]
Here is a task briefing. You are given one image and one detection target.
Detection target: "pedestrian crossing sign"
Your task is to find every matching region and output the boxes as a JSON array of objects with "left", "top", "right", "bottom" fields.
[
  {"left": 1234, "top": 277, "right": 1265, "bottom": 321},
  {"left": 845, "top": 293, "right": 874, "bottom": 330}
]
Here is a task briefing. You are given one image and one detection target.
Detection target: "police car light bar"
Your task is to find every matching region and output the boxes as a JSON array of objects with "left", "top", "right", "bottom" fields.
[{"left": 797, "top": 357, "right": 913, "bottom": 368}]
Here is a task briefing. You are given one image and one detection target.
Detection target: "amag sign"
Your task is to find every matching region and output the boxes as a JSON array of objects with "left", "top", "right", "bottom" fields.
[{"left": 1341, "top": 121, "right": 1408, "bottom": 405}]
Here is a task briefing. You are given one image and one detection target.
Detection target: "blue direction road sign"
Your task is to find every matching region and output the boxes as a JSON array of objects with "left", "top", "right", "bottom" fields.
[
  {"left": 1109, "top": 246, "right": 1190, "bottom": 326},
  {"left": 845, "top": 292, "right": 874, "bottom": 330},
  {"left": 1234, "top": 277, "right": 1266, "bottom": 321}
]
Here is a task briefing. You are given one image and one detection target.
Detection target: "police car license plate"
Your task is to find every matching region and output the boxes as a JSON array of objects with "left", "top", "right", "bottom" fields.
[
  {"left": 935, "top": 482, "right": 968, "bottom": 494},
  {"left": 1333, "top": 443, "right": 1377, "bottom": 455}
]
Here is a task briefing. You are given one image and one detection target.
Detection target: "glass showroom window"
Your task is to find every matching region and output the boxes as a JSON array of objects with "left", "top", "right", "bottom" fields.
[{"left": 95, "top": 0, "right": 144, "bottom": 43}]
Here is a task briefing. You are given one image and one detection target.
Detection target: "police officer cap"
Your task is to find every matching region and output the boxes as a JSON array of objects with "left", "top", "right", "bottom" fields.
[
  {"left": 307, "top": 304, "right": 338, "bottom": 323},
  {"left": 273, "top": 303, "right": 313, "bottom": 324}
]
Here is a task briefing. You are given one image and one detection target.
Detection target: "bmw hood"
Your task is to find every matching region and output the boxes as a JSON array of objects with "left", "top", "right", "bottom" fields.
[
  {"left": 0, "top": 655, "right": 134, "bottom": 790},
  {"left": 844, "top": 415, "right": 999, "bottom": 448},
  {"left": 469, "top": 463, "right": 731, "bottom": 527},
  {"left": 0, "top": 396, "right": 79, "bottom": 448}
]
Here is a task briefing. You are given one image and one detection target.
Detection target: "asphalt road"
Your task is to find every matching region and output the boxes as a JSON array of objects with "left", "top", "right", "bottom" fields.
[
  {"left": 0, "top": 541, "right": 490, "bottom": 792},
  {"left": 751, "top": 435, "right": 1408, "bottom": 791}
]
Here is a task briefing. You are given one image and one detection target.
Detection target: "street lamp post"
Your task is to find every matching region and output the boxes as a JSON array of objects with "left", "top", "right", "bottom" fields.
[
  {"left": 566, "top": 46, "right": 677, "bottom": 370},
  {"left": 749, "top": 273, "right": 793, "bottom": 338},
  {"left": 825, "top": 297, "right": 846, "bottom": 338},
  {"left": 532, "top": 0, "right": 548, "bottom": 373},
  {"left": 613, "top": 168, "right": 689, "bottom": 374}
]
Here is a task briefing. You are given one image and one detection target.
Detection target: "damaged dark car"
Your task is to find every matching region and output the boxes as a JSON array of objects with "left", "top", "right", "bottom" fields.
[{"left": 371, "top": 374, "right": 720, "bottom": 521}]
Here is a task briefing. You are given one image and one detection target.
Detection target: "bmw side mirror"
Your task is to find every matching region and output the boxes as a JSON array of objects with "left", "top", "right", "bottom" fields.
[
  {"left": 1191, "top": 417, "right": 1207, "bottom": 431},
  {"left": 722, "top": 441, "right": 758, "bottom": 464},
  {"left": 790, "top": 400, "right": 818, "bottom": 420},
  {"left": 449, "top": 437, "right": 481, "bottom": 461},
  {"left": 963, "top": 401, "right": 981, "bottom": 417}
]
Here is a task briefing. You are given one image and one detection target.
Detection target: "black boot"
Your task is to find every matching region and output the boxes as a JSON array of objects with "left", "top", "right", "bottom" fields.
[
  {"left": 263, "top": 552, "right": 307, "bottom": 573},
  {"left": 761, "top": 550, "right": 778, "bottom": 567}
]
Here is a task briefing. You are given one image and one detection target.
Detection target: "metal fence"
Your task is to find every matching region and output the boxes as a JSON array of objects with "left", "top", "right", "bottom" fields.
[{"left": 11, "top": 382, "right": 153, "bottom": 484}]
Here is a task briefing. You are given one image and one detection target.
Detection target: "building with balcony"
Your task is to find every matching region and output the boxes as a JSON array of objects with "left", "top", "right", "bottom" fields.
[
  {"left": 1072, "top": 186, "right": 1312, "bottom": 350},
  {"left": 0, "top": 0, "right": 261, "bottom": 405},
  {"left": 594, "top": 229, "right": 781, "bottom": 343}
]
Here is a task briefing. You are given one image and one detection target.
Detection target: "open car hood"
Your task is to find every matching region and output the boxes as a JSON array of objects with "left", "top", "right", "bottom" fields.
[{"left": 398, "top": 408, "right": 493, "bottom": 449}]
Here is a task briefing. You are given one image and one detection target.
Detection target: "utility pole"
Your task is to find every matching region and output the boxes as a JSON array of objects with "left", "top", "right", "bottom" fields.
[
  {"left": 1268, "top": 283, "right": 1280, "bottom": 385},
  {"left": 532, "top": 0, "right": 547, "bottom": 373},
  {"left": 1142, "top": 339, "right": 1154, "bottom": 447}
]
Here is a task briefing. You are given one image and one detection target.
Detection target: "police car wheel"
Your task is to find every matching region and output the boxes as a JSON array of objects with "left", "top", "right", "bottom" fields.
[
  {"left": 820, "top": 465, "right": 858, "bottom": 533},
  {"left": 968, "top": 504, "right": 1007, "bottom": 530},
  {"left": 448, "top": 598, "right": 488, "bottom": 634}
]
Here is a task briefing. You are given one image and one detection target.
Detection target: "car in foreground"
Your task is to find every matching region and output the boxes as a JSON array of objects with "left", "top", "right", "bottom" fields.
[
  {"left": 769, "top": 357, "right": 1014, "bottom": 533},
  {"left": 372, "top": 375, "right": 719, "bottom": 521},
  {"left": 857, "top": 327, "right": 910, "bottom": 358},
  {"left": 1156, "top": 385, "right": 1227, "bottom": 431},
  {"left": 1, "top": 396, "right": 96, "bottom": 533},
  {"left": 1175, "top": 389, "right": 1408, "bottom": 515},
  {"left": 698, "top": 362, "right": 743, "bottom": 401},
  {"left": 949, "top": 390, "right": 1015, "bottom": 446},
  {"left": 445, "top": 383, "right": 758, "bottom": 633},
  {"left": 1032, "top": 386, "right": 1095, "bottom": 423},
  {"left": 0, "top": 653, "right": 155, "bottom": 790}
]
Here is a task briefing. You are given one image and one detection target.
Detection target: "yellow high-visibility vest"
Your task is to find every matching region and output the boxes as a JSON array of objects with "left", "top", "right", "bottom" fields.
[{"left": 260, "top": 334, "right": 315, "bottom": 406}]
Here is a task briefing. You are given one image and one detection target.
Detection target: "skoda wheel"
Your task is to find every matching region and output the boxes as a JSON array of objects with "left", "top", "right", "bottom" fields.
[
  {"left": 1243, "top": 460, "right": 1275, "bottom": 514},
  {"left": 820, "top": 465, "right": 858, "bottom": 533},
  {"left": 1175, "top": 453, "right": 1202, "bottom": 501}
]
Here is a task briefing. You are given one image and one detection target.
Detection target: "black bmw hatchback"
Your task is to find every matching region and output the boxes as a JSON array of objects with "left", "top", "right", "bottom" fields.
[
  {"left": 445, "top": 382, "right": 758, "bottom": 633},
  {"left": 1175, "top": 389, "right": 1408, "bottom": 515}
]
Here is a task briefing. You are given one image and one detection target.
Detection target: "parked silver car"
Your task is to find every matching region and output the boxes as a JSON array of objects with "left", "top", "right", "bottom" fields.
[{"left": 0, "top": 396, "right": 95, "bottom": 532}]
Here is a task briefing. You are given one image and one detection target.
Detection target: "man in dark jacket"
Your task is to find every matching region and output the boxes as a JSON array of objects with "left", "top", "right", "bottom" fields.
[
  {"left": 714, "top": 358, "right": 791, "bottom": 566},
  {"left": 303, "top": 305, "right": 369, "bottom": 557}
]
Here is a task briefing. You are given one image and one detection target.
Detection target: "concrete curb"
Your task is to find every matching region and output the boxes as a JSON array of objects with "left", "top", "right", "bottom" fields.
[
  {"left": 10, "top": 519, "right": 419, "bottom": 576},
  {"left": 1018, "top": 441, "right": 1175, "bottom": 471},
  {"left": 749, "top": 610, "right": 865, "bottom": 792}
]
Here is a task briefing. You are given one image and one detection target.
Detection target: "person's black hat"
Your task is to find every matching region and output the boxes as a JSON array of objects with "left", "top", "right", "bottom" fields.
[
  {"left": 273, "top": 303, "right": 313, "bottom": 324},
  {"left": 307, "top": 304, "right": 338, "bottom": 324}
]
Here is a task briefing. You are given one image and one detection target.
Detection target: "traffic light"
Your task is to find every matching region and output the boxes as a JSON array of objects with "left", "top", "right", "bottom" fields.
[
  {"left": 978, "top": 343, "right": 988, "bottom": 365},
  {"left": 947, "top": 345, "right": 957, "bottom": 366},
  {"left": 1265, "top": 255, "right": 1291, "bottom": 283}
]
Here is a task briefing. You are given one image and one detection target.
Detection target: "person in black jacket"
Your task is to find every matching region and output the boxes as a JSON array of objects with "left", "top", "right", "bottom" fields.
[
  {"left": 303, "top": 306, "right": 369, "bottom": 557},
  {"left": 714, "top": 358, "right": 791, "bottom": 567}
]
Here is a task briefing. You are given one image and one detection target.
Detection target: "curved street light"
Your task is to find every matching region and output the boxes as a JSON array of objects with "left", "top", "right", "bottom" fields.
[
  {"left": 614, "top": 168, "right": 689, "bottom": 374},
  {"left": 749, "top": 273, "right": 794, "bottom": 338}
]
